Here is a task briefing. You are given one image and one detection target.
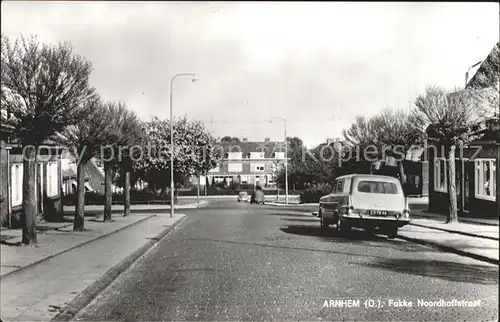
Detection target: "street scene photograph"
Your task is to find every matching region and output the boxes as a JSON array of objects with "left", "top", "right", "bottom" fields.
[{"left": 0, "top": 1, "right": 499, "bottom": 321}]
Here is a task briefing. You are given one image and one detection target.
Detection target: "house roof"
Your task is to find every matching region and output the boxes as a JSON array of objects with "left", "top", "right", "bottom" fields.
[
  {"left": 218, "top": 140, "right": 286, "bottom": 158},
  {"left": 466, "top": 42, "right": 500, "bottom": 90}
]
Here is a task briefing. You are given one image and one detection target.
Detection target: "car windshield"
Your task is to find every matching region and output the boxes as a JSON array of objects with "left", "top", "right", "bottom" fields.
[
  {"left": 357, "top": 180, "right": 399, "bottom": 194},
  {"left": 239, "top": 192, "right": 247, "bottom": 196}
]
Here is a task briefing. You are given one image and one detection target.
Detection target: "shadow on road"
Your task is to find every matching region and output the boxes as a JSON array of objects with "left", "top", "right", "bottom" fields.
[
  {"left": 184, "top": 237, "right": 388, "bottom": 260},
  {"left": 279, "top": 224, "right": 434, "bottom": 252},
  {"left": 358, "top": 258, "right": 499, "bottom": 285},
  {"left": 282, "top": 218, "right": 320, "bottom": 223},
  {"left": 266, "top": 212, "right": 314, "bottom": 218}
]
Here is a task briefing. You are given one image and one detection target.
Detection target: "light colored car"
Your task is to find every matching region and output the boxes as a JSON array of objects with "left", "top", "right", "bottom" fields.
[
  {"left": 318, "top": 174, "right": 410, "bottom": 238},
  {"left": 238, "top": 191, "right": 249, "bottom": 202}
]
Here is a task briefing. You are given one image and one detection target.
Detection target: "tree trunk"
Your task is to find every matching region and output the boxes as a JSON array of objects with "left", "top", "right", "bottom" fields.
[
  {"left": 74, "top": 159, "right": 87, "bottom": 231},
  {"left": 103, "top": 162, "right": 113, "bottom": 222},
  {"left": 446, "top": 145, "right": 458, "bottom": 223},
  {"left": 124, "top": 171, "right": 130, "bottom": 217},
  {"left": 22, "top": 146, "right": 38, "bottom": 245}
]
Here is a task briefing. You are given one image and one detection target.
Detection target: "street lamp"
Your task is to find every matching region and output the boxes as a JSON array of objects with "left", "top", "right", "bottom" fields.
[
  {"left": 465, "top": 61, "right": 482, "bottom": 87},
  {"left": 170, "top": 73, "right": 197, "bottom": 218},
  {"left": 270, "top": 116, "right": 288, "bottom": 205}
]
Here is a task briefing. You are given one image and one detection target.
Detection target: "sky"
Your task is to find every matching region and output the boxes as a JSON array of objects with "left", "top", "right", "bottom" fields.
[{"left": 1, "top": 1, "right": 499, "bottom": 148}]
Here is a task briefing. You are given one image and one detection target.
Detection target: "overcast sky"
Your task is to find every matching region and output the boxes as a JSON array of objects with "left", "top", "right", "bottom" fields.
[{"left": 2, "top": 1, "right": 499, "bottom": 147}]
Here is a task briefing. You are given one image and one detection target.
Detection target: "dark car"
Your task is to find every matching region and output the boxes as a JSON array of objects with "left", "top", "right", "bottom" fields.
[{"left": 250, "top": 188, "right": 266, "bottom": 204}]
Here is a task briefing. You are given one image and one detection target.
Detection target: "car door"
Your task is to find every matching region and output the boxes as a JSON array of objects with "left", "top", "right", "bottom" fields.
[{"left": 319, "top": 178, "right": 348, "bottom": 220}]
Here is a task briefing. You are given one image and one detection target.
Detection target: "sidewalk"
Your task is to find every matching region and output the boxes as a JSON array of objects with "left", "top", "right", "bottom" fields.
[
  {"left": 410, "top": 209, "right": 499, "bottom": 226},
  {"left": 408, "top": 218, "right": 499, "bottom": 240},
  {"left": 62, "top": 199, "right": 208, "bottom": 213},
  {"left": 1, "top": 214, "right": 152, "bottom": 277},
  {"left": 0, "top": 213, "right": 186, "bottom": 321},
  {"left": 398, "top": 224, "right": 499, "bottom": 265}
]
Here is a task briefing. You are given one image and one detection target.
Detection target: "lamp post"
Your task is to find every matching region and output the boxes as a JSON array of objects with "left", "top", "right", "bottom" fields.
[
  {"left": 170, "top": 73, "right": 197, "bottom": 218},
  {"left": 270, "top": 116, "right": 288, "bottom": 205},
  {"left": 465, "top": 61, "right": 482, "bottom": 87}
]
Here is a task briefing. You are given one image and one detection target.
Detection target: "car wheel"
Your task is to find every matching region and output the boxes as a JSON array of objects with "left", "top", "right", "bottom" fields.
[
  {"left": 334, "top": 213, "right": 341, "bottom": 232},
  {"left": 339, "top": 220, "right": 350, "bottom": 233},
  {"left": 320, "top": 214, "right": 329, "bottom": 229},
  {"left": 387, "top": 226, "right": 398, "bottom": 239}
]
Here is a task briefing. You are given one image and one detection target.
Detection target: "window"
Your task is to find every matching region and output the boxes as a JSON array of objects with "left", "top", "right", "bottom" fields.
[
  {"left": 47, "top": 162, "right": 59, "bottom": 197},
  {"left": 475, "top": 159, "right": 496, "bottom": 201},
  {"left": 434, "top": 158, "right": 447, "bottom": 193},
  {"left": 250, "top": 152, "right": 264, "bottom": 159},
  {"left": 274, "top": 152, "right": 285, "bottom": 159},
  {"left": 240, "top": 175, "right": 249, "bottom": 184},
  {"left": 11, "top": 163, "right": 23, "bottom": 206},
  {"left": 252, "top": 163, "right": 265, "bottom": 172},
  {"left": 357, "top": 181, "right": 399, "bottom": 194},
  {"left": 228, "top": 162, "right": 242, "bottom": 172},
  {"left": 227, "top": 152, "right": 242, "bottom": 160},
  {"left": 334, "top": 179, "right": 344, "bottom": 194}
]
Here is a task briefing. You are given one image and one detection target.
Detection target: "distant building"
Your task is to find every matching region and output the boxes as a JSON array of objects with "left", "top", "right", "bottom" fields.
[{"left": 198, "top": 137, "right": 288, "bottom": 188}]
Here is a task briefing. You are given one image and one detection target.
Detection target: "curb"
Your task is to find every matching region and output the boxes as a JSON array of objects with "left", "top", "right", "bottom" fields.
[
  {"left": 408, "top": 222, "right": 499, "bottom": 241},
  {"left": 265, "top": 203, "right": 313, "bottom": 207},
  {"left": 0, "top": 214, "right": 155, "bottom": 280},
  {"left": 398, "top": 234, "right": 499, "bottom": 266},
  {"left": 51, "top": 214, "right": 188, "bottom": 321},
  {"left": 62, "top": 201, "right": 208, "bottom": 214},
  {"left": 412, "top": 212, "right": 499, "bottom": 227}
]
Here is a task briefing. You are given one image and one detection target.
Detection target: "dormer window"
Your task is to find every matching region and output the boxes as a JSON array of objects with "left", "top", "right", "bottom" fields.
[
  {"left": 250, "top": 152, "right": 264, "bottom": 159},
  {"left": 274, "top": 152, "right": 285, "bottom": 159},
  {"left": 227, "top": 152, "right": 242, "bottom": 160}
]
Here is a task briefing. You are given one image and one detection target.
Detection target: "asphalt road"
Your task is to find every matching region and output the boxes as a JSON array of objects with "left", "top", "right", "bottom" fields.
[{"left": 76, "top": 199, "right": 499, "bottom": 321}]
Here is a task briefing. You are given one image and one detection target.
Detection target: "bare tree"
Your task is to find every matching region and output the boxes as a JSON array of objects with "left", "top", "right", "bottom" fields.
[
  {"left": 115, "top": 110, "right": 144, "bottom": 217},
  {"left": 413, "top": 86, "right": 486, "bottom": 223},
  {"left": 370, "top": 108, "right": 423, "bottom": 186},
  {"left": 99, "top": 102, "right": 142, "bottom": 221},
  {"left": 1, "top": 34, "right": 95, "bottom": 244},
  {"left": 54, "top": 98, "right": 112, "bottom": 230}
]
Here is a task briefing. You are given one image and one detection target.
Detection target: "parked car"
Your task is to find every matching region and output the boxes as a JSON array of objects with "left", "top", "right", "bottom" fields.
[
  {"left": 238, "top": 191, "right": 249, "bottom": 202},
  {"left": 250, "top": 188, "right": 266, "bottom": 204},
  {"left": 318, "top": 174, "right": 410, "bottom": 238}
]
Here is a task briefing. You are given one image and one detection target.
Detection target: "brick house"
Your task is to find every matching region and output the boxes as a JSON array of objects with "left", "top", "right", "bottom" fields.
[
  {"left": 427, "top": 43, "right": 499, "bottom": 218},
  {"left": 201, "top": 138, "right": 288, "bottom": 188}
]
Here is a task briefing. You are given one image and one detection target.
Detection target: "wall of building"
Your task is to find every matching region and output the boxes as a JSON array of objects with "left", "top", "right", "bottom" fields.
[
  {"left": 0, "top": 140, "right": 10, "bottom": 227},
  {"left": 428, "top": 142, "right": 498, "bottom": 218}
]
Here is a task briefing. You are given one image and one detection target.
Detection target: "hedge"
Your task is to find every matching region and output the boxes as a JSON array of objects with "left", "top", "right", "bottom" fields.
[{"left": 299, "top": 185, "right": 333, "bottom": 203}]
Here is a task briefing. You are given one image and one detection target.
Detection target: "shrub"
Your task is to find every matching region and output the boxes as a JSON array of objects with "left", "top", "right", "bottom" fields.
[{"left": 299, "top": 184, "right": 332, "bottom": 203}]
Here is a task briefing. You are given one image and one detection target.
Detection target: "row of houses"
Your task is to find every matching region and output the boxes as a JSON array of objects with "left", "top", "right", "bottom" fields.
[
  {"left": 194, "top": 138, "right": 287, "bottom": 188},
  {"left": 0, "top": 119, "right": 108, "bottom": 228}
]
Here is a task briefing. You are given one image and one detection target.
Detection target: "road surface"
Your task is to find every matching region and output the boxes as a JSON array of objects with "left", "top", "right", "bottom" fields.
[{"left": 76, "top": 199, "right": 499, "bottom": 321}]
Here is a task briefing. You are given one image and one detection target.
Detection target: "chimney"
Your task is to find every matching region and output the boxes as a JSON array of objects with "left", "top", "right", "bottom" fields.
[
  {"left": 326, "top": 138, "right": 335, "bottom": 145},
  {"left": 242, "top": 137, "right": 248, "bottom": 142},
  {"left": 264, "top": 137, "right": 270, "bottom": 142}
]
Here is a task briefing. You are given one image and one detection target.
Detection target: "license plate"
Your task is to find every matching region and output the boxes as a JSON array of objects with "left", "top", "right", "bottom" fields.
[{"left": 368, "top": 210, "right": 387, "bottom": 216}]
